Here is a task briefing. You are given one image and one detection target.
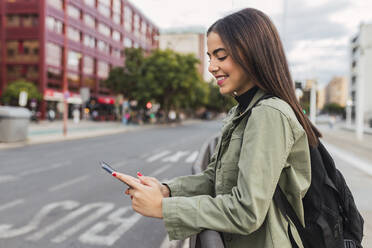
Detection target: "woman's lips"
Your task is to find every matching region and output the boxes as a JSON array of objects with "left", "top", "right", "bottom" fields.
[{"left": 217, "top": 77, "right": 228, "bottom": 86}]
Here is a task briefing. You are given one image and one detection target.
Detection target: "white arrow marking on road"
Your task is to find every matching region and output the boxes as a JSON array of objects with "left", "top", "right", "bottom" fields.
[
  {"left": 0, "top": 175, "right": 17, "bottom": 184},
  {"left": 0, "top": 199, "right": 25, "bottom": 212},
  {"left": 162, "top": 151, "right": 190, "bottom": 163},
  {"left": 0, "top": 201, "right": 79, "bottom": 239},
  {"left": 79, "top": 206, "right": 141, "bottom": 246},
  {"left": 146, "top": 151, "right": 171, "bottom": 163},
  {"left": 27, "top": 202, "right": 114, "bottom": 241},
  {"left": 185, "top": 151, "right": 199, "bottom": 163},
  {"left": 48, "top": 175, "right": 89, "bottom": 192},
  {"left": 51, "top": 203, "right": 115, "bottom": 243}
]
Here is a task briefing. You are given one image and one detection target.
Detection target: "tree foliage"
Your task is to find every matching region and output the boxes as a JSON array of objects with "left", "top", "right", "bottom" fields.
[
  {"left": 104, "top": 47, "right": 234, "bottom": 119},
  {"left": 322, "top": 102, "right": 345, "bottom": 115},
  {"left": 2, "top": 80, "right": 42, "bottom": 106}
]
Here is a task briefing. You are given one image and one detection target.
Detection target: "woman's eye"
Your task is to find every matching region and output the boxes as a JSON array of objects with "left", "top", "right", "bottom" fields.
[{"left": 218, "top": 56, "right": 227, "bottom": 61}]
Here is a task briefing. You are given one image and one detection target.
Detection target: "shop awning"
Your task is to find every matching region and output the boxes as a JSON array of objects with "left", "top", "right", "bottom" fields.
[
  {"left": 44, "top": 89, "right": 83, "bottom": 104},
  {"left": 97, "top": 96, "right": 115, "bottom": 105}
]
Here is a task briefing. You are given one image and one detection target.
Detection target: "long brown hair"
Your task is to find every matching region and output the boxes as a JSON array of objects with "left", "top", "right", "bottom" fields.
[{"left": 207, "top": 8, "right": 321, "bottom": 147}]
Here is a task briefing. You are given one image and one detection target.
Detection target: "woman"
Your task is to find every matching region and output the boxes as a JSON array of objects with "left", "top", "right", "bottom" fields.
[{"left": 116, "top": 8, "right": 321, "bottom": 248}]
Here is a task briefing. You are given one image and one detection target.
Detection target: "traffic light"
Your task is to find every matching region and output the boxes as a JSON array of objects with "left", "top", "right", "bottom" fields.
[{"left": 146, "top": 101, "right": 152, "bottom": 109}]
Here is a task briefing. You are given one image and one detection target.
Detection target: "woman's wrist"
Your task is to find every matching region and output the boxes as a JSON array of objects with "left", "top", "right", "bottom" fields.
[{"left": 161, "top": 184, "right": 171, "bottom": 198}]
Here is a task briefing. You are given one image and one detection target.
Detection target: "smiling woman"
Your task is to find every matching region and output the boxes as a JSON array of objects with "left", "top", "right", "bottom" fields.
[{"left": 115, "top": 8, "right": 323, "bottom": 248}]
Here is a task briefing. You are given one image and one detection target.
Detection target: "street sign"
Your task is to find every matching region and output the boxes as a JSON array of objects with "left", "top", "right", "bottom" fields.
[
  {"left": 64, "top": 91, "right": 70, "bottom": 100},
  {"left": 19, "top": 91, "right": 28, "bottom": 107}
]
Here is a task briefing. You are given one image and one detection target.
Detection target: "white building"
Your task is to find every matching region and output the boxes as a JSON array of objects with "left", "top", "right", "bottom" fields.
[
  {"left": 350, "top": 23, "right": 372, "bottom": 127},
  {"left": 159, "top": 28, "right": 211, "bottom": 81}
]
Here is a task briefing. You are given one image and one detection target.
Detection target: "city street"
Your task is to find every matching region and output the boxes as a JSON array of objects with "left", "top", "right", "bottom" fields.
[
  {"left": 0, "top": 120, "right": 220, "bottom": 248},
  {"left": 0, "top": 120, "right": 371, "bottom": 247}
]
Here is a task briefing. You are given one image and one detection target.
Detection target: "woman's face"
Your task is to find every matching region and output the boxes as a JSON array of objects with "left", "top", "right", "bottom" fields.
[{"left": 207, "top": 32, "right": 253, "bottom": 96}]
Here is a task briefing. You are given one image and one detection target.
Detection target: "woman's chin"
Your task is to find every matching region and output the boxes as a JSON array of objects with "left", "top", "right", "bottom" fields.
[{"left": 219, "top": 88, "right": 232, "bottom": 96}]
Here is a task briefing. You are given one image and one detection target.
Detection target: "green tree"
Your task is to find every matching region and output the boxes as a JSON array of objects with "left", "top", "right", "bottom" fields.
[
  {"left": 2, "top": 80, "right": 42, "bottom": 106},
  {"left": 322, "top": 102, "right": 345, "bottom": 116},
  {"left": 104, "top": 47, "right": 145, "bottom": 103},
  {"left": 142, "top": 49, "right": 206, "bottom": 119}
]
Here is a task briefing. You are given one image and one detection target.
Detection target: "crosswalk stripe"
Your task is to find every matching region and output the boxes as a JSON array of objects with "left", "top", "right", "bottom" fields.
[
  {"left": 146, "top": 151, "right": 171, "bottom": 162},
  {"left": 185, "top": 151, "right": 198, "bottom": 163},
  {"left": 162, "top": 151, "right": 190, "bottom": 163},
  {"left": 0, "top": 199, "right": 25, "bottom": 212}
]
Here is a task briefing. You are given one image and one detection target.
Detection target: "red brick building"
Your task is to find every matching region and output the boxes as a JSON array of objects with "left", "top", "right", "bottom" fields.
[{"left": 0, "top": 0, "right": 159, "bottom": 119}]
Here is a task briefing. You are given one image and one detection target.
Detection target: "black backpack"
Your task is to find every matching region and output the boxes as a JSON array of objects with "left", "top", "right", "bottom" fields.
[
  {"left": 274, "top": 142, "right": 364, "bottom": 248},
  {"left": 245, "top": 94, "right": 366, "bottom": 248}
]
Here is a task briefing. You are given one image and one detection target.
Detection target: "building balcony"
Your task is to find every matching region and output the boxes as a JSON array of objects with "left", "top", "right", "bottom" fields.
[
  {"left": 6, "top": 27, "right": 39, "bottom": 39},
  {"left": 5, "top": 0, "right": 39, "bottom": 14}
]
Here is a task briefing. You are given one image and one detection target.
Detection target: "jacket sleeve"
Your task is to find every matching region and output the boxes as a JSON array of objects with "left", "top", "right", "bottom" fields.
[
  {"left": 162, "top": 106, "right": 295, "bottom": 240},
  {"left": 164, "top": 143, "right": 219, "bottom": 197}
]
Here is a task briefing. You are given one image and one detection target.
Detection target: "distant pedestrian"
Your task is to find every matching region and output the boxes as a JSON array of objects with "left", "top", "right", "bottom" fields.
[
  {"left": 47, "top": 109, "right": 55, "bottom": 122},
  {"left": 114, "top": 8, "right": 322, "bottom": 248}
]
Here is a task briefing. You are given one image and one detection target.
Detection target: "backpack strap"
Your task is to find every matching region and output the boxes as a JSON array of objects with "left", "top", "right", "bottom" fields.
[{"left": 274, "top": 186, "right": 305, "bottom": 247}]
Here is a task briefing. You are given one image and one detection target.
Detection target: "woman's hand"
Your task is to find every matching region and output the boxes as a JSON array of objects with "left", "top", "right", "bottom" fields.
[{"left": 115, "top": 172, "right": 164, "bottom": 218}]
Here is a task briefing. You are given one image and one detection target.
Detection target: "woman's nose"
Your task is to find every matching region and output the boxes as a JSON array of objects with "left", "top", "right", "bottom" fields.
[{"left": 208, "top": 63, "right": 219, "bottom": 73}]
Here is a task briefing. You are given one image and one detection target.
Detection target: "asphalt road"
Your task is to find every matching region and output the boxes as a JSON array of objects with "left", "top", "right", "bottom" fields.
[
  {"left": 0, "top": 120, "right": 221, "bottom": 248},
  {"left": 0, "top": 120, "right": 371, "bottom": 248}
]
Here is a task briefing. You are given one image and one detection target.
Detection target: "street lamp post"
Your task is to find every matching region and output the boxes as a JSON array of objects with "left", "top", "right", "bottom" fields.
[
  {"left": 310, "top": 82, "right": 317, "bottom": 123},
  {"left": 62, "top": 0, "right": 69, "bottom": 136}
]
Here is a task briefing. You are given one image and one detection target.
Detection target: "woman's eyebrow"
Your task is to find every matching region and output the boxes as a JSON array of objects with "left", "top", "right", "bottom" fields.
[{"left": 207, "top": 48, "right": 227, "bottom": 57}]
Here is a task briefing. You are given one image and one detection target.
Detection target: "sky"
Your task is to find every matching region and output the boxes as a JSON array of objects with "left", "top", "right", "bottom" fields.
[{"left": 130, "top": 0, "right": 372, "bottom": 87}]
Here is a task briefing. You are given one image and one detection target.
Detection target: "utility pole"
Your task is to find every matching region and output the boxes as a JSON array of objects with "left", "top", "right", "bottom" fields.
[
  {"left": 62, "top": 0, "right": 69, "bottom": 136},
  {"left": 310, "top": 81, "right": 317, "bottom": 123},
  {"left": 356, "top": 52, "right": 365, "bottom": 141}
]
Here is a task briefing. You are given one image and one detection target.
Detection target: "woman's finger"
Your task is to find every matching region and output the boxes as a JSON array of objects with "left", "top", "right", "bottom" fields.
[{"left": 115, "top": 172, "right": 142, "bottom": 189}]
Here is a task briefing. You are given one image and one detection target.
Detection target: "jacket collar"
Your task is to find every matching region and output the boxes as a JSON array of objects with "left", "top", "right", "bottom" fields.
[{"left": 231, "top": 88, "right": 267, "bottom": 122}]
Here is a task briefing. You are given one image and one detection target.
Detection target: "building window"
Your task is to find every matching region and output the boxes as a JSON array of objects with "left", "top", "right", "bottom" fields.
[
  {"left": 67, "top": 50, "right": 82, "bottom": 71},
  {"left": 23, "top": 15, "right": 39, "bottom": 27},
  {"left": 46, "top": 43, "right": 62, "bottom": 67},
  {"left": 47, "top": 0, "right": 63, "bottom": 10},
  {"left": 85, "top": 0, "right": 95, "bottom": 7},
  {"left": 134, "top": 14, "right": 140, "bottom": 37},
  {"left": 98, "top": 23, "right": 110, "bottom": 37},
  {"left": 83, "top": 34, "right": 95, "bottom": 48},
  {"left": 83, "top": 14, "right": 95, "bottom": 29},
  {"left": 46, "top": 16, "right": 63, "bottom": 34},
  {"left": 97, "top": 61, "right": 109, "bottom": 78},
  {"left": 113, "top": 0, "right": 121, "bottom": 12},
  {"left": 113, "top": 13, "right": 121, "bottom": 24},
  {"left": 113, "top": 30, "right": 121, "bottom": 42},
  {"left": 83, "top": 56, "right": 94, "bottom": 75},
  {"left": 67, "top": 5, "right": 81, "bottom": 19},
  {"left": 124, "top": 6, "right": 132, "bottom": 32},
  {"left": 67, "top": 27, "right": 81, "bottom": 42},
  {"left": 112, "top": 48, "right": 121, "bottom": 58},
  {"left": 123, "top": 37, "right": 132, "bottom": 48},
  {"left": 97, "top": 0, "right": 111, "bottom": 18},
  {"left": 6, "top": 15, "right": 21, "bottom": 27},
  {"left": 97, "top": 40, "right": 110, "bottom": 54}
]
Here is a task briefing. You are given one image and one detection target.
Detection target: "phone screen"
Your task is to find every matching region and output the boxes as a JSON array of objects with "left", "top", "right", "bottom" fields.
[{"left": 100, "top": 161, "right": 130, "bottom": 187}]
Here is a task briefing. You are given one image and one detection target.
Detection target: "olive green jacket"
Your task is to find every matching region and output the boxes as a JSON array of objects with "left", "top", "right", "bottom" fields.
[{"left": 162, "top": 89, "right": 311, "bottom": 248}]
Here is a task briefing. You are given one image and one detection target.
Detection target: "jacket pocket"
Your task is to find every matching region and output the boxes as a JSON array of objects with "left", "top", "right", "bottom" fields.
[{"left": 221, "top": 162, "right": 239, "bottom": 194}]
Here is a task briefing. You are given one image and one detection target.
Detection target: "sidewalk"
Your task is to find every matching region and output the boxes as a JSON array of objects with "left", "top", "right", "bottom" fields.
[
  {"left": 0, "top": 119, "right": 203, "bottom": 150},
  {"left": 318, "top": 123, "right": 372, "bottom": 163},
  {"left": 0, "top": 120, "right": 147, "bottom": 150}
]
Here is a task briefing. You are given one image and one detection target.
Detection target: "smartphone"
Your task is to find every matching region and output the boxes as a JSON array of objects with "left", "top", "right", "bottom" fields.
[{"left": 100, "top": 161, "right": 130, "bottom": 187}]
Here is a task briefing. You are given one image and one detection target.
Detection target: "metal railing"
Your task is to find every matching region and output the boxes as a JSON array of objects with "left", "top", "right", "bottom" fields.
[{"left": 188, "top": 134, "right": 225, "bottom": 248}]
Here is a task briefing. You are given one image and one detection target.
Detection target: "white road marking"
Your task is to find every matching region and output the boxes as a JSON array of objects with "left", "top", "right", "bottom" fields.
[
  {"left": 27, "top": 202, "right": 114, "bottom": 241},
  {"left": 0, "top": 199, "right": 25, "bottom": 212},
  {"left": 48, "top": 176, "right": 89, "bottom": 192},
  {"left": 324, "top": 142, "right": 372, "bottom": 176},
  {"left": 20, "top": 161, "right": 71, "bottom": 177},
  {"left": 0, "top": 175, "right": 17, "bottom": 184},
  {"left": 149, "top": 164, "right": 173, "bottom": 178},
  {"left": 160, "top": 234, "right": 188, "bottom": 248},
  {"left": 146, "top": 151, "right": 171, "bottom": 163},
  {"left": 0, "top": 201, "right": 79, "bottom": 239},
  {"left": 79, "top": 206, "right": 141, "bottom": 246},
  {"left": 162, "top": 151, "right": 190, "bottom": 163},
  {"left": 185, "top": 151, "right": 199, "bottom": 163}
]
